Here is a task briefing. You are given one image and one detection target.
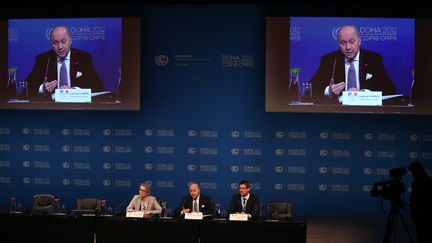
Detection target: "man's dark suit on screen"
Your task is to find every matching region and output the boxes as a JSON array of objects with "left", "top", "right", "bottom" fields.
[
  {"left": 310, "top": 49, "right": 396, "bottom": 104},
  {"left": 26, "top": 48, "right": 105, "bottom": 100},
  {"left": 228, "top": 193, "right": 260, "bottom": 220},
  {"left": 174, "top": 194, "right": 214, "bottom": 217}
]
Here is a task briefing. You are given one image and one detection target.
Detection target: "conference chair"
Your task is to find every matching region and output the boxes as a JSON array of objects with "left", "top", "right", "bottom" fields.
[
  {"left": 32, "top": 194, "right": 56, "bottom": 215},
  {"left": 266, "top": 201, "right": 293, "bottom": 221},
  {"left": 74, "top": 198, "right": 101, "bottom": 215}
]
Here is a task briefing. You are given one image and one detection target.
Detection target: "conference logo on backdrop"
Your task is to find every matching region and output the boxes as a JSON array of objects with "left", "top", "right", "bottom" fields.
[
  {"left": 22, "top": 144, "right": 31, "bottom": 151},
  {"left": 62, "top": 179, "right": 70, "bottom": 186},
  {"left": 103, "top": 163, "right": 111, "bottom": 170},
  {"left": 102, "top": 146, "right": 111, "bottom": 153},
  {"left": 155, "top": 55, "right": 169, "bottom": 66},
  {"left": 275, "top": 149, "right": 284, "bottom": 156},
  {"left": 275, "top": 131, "right": 285, "bottom": 139},
  {"left": 290, "top": 25, "right": 301, "bottom": 41},
  {"left": 275, "top": 166, "right": 284, "bottom": 173},
  {"left": 288, "top": 131, "right": 307, "bottom": 139},
  {"left": 231, "top": 148, "right": 240, "bottom": 156},
  {"left": 22, "top": 177, "right": 31, "bottom": 184},
  {"left": 409, "top": 134, "right": 418, "bottom": 141},
  {"left": 230, "top": 165, "right": 239, "bottom": 173},
  {"left": 287, "top": 166, "right": 306, "bottom": 174},
  {"left": 318, "top": 184, "right": 328, "bottom": 191},
  {"left": 103, "top": 180, "right": 111, "bottom": 187},
  {"left": 221, "top": 54, "right": 254, "bottom": 68},
  {"left": 231, "top": 131, "right": 240, "bottom": 138},
  {"left": 364, "top": 150, "right": 373, "bottom": 158},
  {"left": 62, "top": 128, "right": 70, "bottom": 136},
  {"left": 287, "top": 183, "right": 305, "bottom": 191},
  {"left": 187, "top": 164, "right": 196, "bottom": 172},
  {"left": 319, "top": 167, "right": 328, "bottom": 174},
  {"left": 187, "top": 147, "right": 196, "bottom": 155},
  {"left": 230, "top": 183, "right": 239, "bottom": 190},
  {"left": 0, "top": 128, "right": 10, "bottom": 135},
  {"left": 22, "top": 128, "right": 30, "bottom": 135},
  {"left": 409, "top": 152, "right": 418, "bottom": 159},
  {"left": 46, "top": 25, "right": 106, "bottom": 41},
  {"left": 144, "top": 146, "right": 153, "bottom": 154},
  {"left": 363, "top": 185, "right": 372, "bottom": 192},
  {"left": 332, "top": 25, "right": 398, "bottom": 42},
  {"left": 364, "top": 133, "right": 374, "bottom": 140},
  {"left": 363, "top": 168, "right": 373, "bottom": 175},
  {"left": 319, "top": 149, "right": 328, "bottom": 157},
  {"left": 0, "top": 144, "right": 10, "bottom": 151},
  {"left": 319, "top": 132, "right": 329, "bottom": 139},
  {"left": 102, "top": 129, "right": 111, "bottom": 136},
  {"left": 22, "top": 160, "right": 31, "bottom": 168},
  {"left": 62, "top": 161, "right": 70, "bottom": 169},
  {"left": 423, "top": 134, "right": 432, "bottom": 142},
  {"left": 8, "top": 28, "right": 18, "bottom": 42},
  {"left": 188, "top": 130, "right": 197, "bottom": 138},
  {"left": 274, "top": 183, "right": 284, "bottom": 190},
  {"left": 145, "top": 129, "right": 154, "bottom": 137},
  {"left": 61, "top": 145, "right": 70, "bottom": 152},
  {"left": 144, "top": 163, "right": 153, "bottom": 170}
]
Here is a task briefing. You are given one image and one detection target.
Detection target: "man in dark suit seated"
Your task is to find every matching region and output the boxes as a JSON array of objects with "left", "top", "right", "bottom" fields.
[
  {"left": 309, "top": 25, "right": 396, "bottom": 104},
  {"left": 26, "top": 25, "right": 105, "bottom": 100},
  {"left": 228, "top": 180, "right": 260, "bottom": 220},
  {"left": 174, "top": 182, "right": 213, "bottom": 217}
]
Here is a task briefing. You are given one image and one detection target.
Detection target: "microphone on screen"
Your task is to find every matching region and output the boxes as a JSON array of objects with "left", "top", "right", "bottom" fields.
[{"left": 329, "top": 57, "right": 337, "bottom": 99}]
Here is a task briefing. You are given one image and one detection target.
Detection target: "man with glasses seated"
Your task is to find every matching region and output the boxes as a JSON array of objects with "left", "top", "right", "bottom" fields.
[
  {"left": 228, "top": 180, "right": 261, "bottom": 220},
  {"left": 126, "top": 183, "right": 162, "bottom": 216}
]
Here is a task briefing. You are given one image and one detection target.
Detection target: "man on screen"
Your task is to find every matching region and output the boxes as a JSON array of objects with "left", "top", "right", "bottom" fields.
[
  {"left": 309, "top": 25, "right": 396, "bottom": 104},
  {"left": 26, "top": 25, "right": 105, "bottom": 99}
]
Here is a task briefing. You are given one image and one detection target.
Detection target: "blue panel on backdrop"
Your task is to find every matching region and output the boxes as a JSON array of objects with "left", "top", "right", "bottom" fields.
[
  {"left": 290, "top": 17, "right": 414, "bottom": 96},
  {"left": 8, "top": 18, "right": 121, "bottom": 92},
  {"left": 0, "top": 6, "right": 431, "bottom": 220}
]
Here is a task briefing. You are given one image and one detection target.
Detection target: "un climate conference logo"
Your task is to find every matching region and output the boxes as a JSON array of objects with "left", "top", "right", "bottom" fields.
[
  {"left": 231, "top": 131, "right": 240, "bottom": 138},
  {"left": 332, "top": 26, "right": 342, "bottom": 41},
  {"left": 155, "top": 55, "right": 169, "bottom": 66},
  {"left": 319, "top": 167, "right": 328, "bottom": 174},
  {"left": 318, "top": 184, "right": 328, "bottom": 191},
  {"left": 62, "top": 129, "right": 70, "bottom": 136},
  {"left": 230, "top": 183, "right": 239, "bottom": 189},
  {"left": 187, "top": 164, "right": 196, "bottom": 172},
  {"left": 274, "top": 183, "right": 284, "bottom": 190},
  {"left": 62, "top": 179, "right": 70, "bottom": 186},
  {"left": 230, "top": 165, "right": 239, "bottom": 173},
  {"left": 188, "top": 130, "right": 197, "bottom": 138},
  {"left": 22, "top": 161, "right": 31, "bottom": 168}
]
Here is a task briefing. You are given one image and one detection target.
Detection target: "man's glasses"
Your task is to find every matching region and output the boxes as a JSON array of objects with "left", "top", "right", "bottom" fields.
[{"left": 139, "top": 189, "right": 147, "bottom": 193}]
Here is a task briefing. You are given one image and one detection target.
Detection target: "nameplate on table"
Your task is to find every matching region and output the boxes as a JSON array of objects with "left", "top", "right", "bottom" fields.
[
  {"left": 229, "top": 213, "right": 248, "bottom": 221},
  {"left": 185, "top": 212, "right": 203, "bottom": 220},
  {"left": 126, "top": 211, "right": 144, "bottom": 218},
  {"left": 54, "top": 88, "right": 91, "bottom": 103},
  {"left": 342, "top": 91, "right": 382, "bottom": 106}
]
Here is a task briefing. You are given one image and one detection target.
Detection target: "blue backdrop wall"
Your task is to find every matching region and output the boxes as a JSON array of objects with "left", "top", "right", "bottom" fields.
[{"left": 0, "top": 4, "right": 431, "bottom": 218}]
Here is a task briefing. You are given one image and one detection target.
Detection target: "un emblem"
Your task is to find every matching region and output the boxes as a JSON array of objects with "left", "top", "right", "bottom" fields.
[
  {"left": 274, "top": 183, "right": 284, "bottom": 190},
  {"left": 187, "top": 130, "right": 197, "bottom": 137},
  {"left": 145, "top": 129, "right": 154, "bottom": 136},
  {"left": 62, "top": 179, "right": 71, "bottom": 186},
  {"left": 275, "top": 131, "right": 284, "bottom": 138},
  {"left": 231, "top": 148, "right": 240, "bottom": 156},
  {"left": 318, "top": 184, "right": 328, "bottom": 191},
  {"left": 319, "top": 149, "right": 328, "bottom": 157},
  {"left": 230, "top": 183, "right": 239, "bottom": 190},
  {"left": 231, "top": 131, "right": 240, "bottom": 138},
  {"left": 230, "top": 165, "right": 239, "bottom": 173}
]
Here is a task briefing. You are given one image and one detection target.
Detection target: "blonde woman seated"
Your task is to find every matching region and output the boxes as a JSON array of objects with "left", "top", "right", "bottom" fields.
[{"left": 126, "top": 183, "right": 162, "bottom": 216}]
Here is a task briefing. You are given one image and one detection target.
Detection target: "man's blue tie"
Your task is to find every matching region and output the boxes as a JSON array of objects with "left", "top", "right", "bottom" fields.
[
  {"left": 347, "top": 60, "right": 356, "bottom": 90},
  {"left": 59, "top": 58, "right": 68, "bottom": 88}
]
